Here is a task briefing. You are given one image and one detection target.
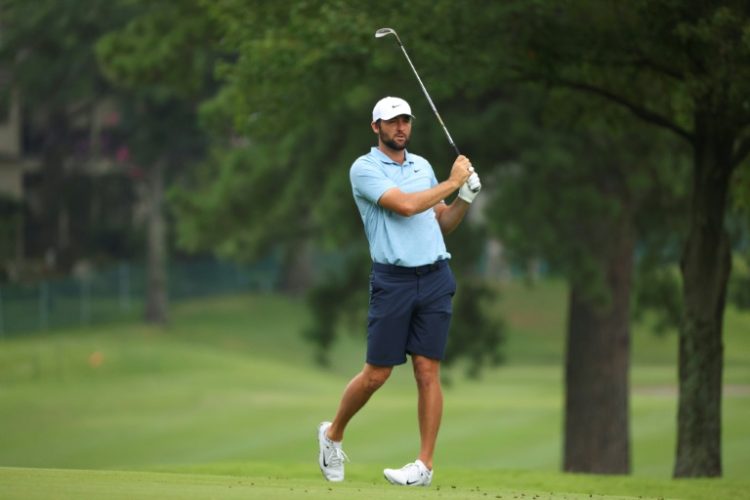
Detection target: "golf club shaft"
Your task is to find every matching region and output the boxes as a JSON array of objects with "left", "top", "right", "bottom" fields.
[
  {"left": 376, "top": 28, "right": 479, "bottom": 192},
  {"left": 394, "top": 42, "right": 461, "bottom": 157}
]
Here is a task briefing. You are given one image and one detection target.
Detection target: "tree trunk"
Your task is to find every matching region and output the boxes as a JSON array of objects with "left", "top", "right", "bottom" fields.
[
  {"left": 564, "top": 215, "right": 633, "bottom": 474},
  {"left": 40, "top": 110, "right": 69, "bottom": 269},
  {"left": 674, "top": 115, "right": 732, "bottom": 478},
  {"left": 280, "top": 239, "right": 314, "bottom": 296},
  {"left": 144, "top": 161, "right": 168, "bottom": 324}
]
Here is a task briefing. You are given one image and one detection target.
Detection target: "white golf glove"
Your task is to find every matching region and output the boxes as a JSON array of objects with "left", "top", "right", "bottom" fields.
[{"left": 458, "top": 172, "right": 482, "bottom": 203}]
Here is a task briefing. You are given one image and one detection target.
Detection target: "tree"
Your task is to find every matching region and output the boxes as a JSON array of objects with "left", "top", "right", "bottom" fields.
[
  {"left": 167, "top": 0, "right": 507, "bottom": 371},
  {"left": 0, "top": 0, "right": 132, "bottom": 270},
  {"left": 489, "top": 87, "right": 689, "bottom": 473},
  {"left": 503, "top": 0, "right": 750, "bottom": 477},
  {"left": 96, "top": 0, "right": 215, "bottom": 323},
  {"left": 93, "top": 1, "right": 744, "bottom": 476}
]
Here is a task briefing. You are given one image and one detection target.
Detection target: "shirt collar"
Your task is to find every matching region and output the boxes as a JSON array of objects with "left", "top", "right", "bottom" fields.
[{"left": 370, "top": 146, "right": 414, "bottom": 166}]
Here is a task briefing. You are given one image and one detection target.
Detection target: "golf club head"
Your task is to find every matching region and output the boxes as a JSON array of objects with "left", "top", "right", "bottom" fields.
[
  {"left": 374, "top": 27, "right": 396, "bottom": 38},
  {"left": 375, "top": 27, "right": 401, "bottom": 44}
]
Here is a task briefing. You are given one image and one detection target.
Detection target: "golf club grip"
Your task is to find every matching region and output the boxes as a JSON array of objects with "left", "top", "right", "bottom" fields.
[{"left": 451, "top": 143, "right": 480, "bottom": 193}]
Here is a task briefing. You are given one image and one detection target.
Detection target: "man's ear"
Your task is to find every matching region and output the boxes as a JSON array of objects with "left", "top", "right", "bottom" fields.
[{"left": 371, "top": 120, "right": 380, "bottom": 134}]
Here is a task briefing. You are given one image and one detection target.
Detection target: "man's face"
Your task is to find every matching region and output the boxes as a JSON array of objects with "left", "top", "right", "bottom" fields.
[{"left": 374, "top": 115, "right": 412, "bottom": 151}]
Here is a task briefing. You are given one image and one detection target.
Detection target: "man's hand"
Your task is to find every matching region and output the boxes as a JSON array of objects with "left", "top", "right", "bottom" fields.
[
  {"left": 436, "top": 170, "right": 480, "bottom": 234},
  {"left": 449, "top": 155, "right": 473, "bottom": 188},
  {"left": 458, "top": 172, "right": 482, "bottom": 203}
]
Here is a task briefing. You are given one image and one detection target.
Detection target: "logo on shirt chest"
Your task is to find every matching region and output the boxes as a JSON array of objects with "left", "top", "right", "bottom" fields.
[{"left": 399, "top": 166, "right": 432, "bottom": 193}]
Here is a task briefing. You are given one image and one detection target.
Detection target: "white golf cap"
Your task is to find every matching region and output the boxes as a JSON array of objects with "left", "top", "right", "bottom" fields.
[{"left": 372, "top": 96, "right": 414, "bottom": 122}]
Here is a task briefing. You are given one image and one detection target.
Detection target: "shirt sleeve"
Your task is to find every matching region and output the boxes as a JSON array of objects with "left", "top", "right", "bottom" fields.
[{"left": 350, "top": 158, "right": 397, "bottom": 204}]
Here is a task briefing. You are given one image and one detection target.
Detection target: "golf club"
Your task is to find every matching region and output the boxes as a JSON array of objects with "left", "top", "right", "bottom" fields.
[
  {"left": 375, "top": 28, "right": 479, "bottom": 192},
  {"left": 374, "top": 27, "right": 459, "bottom": 154}
]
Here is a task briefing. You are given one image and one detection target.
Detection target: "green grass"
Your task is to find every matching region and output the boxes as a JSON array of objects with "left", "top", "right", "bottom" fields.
[
  {"left": 0, "top": 281, "right": 748, "bottom": 499},
  {"left": 3, "top": 464, "right": 749, "bottom": 500}
]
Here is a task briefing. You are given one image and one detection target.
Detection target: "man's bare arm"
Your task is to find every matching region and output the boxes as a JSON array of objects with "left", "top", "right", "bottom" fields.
[
  {"left": 434, "top": 198, "right": 471, "bottom": 235},
  {"left": 378, "top": 155, "right": 472, "bottom": 217},
  {"left": 378, "top": 180, "right": 460, "bottom": 217}
]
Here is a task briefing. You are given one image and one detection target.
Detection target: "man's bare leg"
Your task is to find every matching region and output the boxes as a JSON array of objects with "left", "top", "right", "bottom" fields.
[
  {"left": 327, "top": 363, "right": 393, "bottom": 441},
  {"left": 412, "top": 355, "right": 442, "bottom": 470}
]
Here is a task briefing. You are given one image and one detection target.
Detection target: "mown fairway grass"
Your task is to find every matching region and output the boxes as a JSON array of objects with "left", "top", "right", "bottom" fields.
[
  {"left": 3, "top": 464, "right": 750, "bottom": 500},
  {"left": 0, "top": 280, "right": 748, "bottom": 499}
]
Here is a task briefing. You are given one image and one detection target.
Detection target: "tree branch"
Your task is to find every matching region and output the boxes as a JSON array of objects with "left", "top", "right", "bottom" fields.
[
  {"left": 551, "top": 78, "right": 693, "bottom": 144},
  {"left": 631, "top": 55, "right": 685, "bottom": 81},
  {"left": 504, "top": 61, "right": 693, "bottom": 143},
  {"left": 577, "top": 48, "right": 686, "bottom": 81}
]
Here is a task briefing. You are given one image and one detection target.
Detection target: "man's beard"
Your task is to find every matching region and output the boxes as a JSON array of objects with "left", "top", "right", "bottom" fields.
[{"left": 379, "top": 128, "right": 409, "bottom": 151}]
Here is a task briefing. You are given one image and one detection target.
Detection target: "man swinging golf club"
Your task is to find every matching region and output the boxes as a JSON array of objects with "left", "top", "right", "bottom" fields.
[{"left": 317, "top": 96, "right": 481, "bottom": 486}]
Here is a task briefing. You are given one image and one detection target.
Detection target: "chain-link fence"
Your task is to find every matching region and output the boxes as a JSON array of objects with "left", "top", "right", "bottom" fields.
[{"left": 0, "top": 257, "right": 280, "bottom": 338}]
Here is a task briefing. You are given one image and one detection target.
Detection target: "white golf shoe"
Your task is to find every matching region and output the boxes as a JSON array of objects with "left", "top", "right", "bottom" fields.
[
  {"left": 317, "top": 421, "right": 347, "bottom": 482},
  {"left": 383, "top": 459, "right": 432, "bottom": 486}
]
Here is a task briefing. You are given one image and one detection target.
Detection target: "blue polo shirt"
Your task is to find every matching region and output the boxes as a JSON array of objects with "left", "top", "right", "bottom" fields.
[{"left": 350, "top": 147, "right": 451, "bottom": 267}]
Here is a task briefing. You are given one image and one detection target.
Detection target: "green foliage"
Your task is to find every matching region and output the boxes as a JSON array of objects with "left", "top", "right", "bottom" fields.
[
  {"left": 497, "top": 1, "right": 750, "bottom": 329},
  {"left": 302, "top": 249, "right": 370, "bottom": 366},
  {"left": 633, "top": 265, "right": 684, "bottom": 336},
  {"left": 730, "top": 162, "right": 750, "bottom": 309},
  {"left": 206, "top": 0, "right": 374, "bottom": 134},
  {"left": 446, "top": 279, "right": 505, "bottom": 378},
  {"left": 170, "top": 146, "right": 281, "bottom": 259},
  {"left": 170, "top": 120, "right": 366, "bottom": 261},
  {"left": 0, "top": 0, "right": 126, "bottom": 106},
  {"left": 95, "top": 0, "right": 217, "bottom": 99},
  {"left": 501, "top": 2, "right": 750, "bottom": 477},
  {"left": 509, "top": 1, "right": 750, "bottom": 134},
  {"left": 730, "top": 254, "right": 750, "bottom": 309},
  {"left": 95, "top": 0, "right": 747, "bottom": 382},
  {"left": 0, "top": 0, "right": 140, "bottom": 269},
  {"left": 443, "top": 221, "right": 506, "bottom": 377},
  {"left": 488, "top": 87, "right": 688, "bottom": 311},
  {"left": 94, "top": 0, "right": 214, "bottom": 168},
  {"left": 164, "top": 0, "right": 516, "bottom": 373}
]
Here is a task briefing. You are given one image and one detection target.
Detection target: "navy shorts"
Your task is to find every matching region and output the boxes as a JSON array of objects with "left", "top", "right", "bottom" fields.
[{"left": 366, "top": 260, "right": 456, "bottom": 366}]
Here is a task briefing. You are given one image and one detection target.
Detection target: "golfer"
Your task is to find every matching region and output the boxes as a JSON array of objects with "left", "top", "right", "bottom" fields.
[{"left": 317, "top": 96, "right": 481, "bottom": 486}]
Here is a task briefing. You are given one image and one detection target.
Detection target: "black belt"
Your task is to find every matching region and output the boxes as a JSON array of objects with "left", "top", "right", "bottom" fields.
[{"left": 372, "top": 259, "right": 448, "bottom": 276}]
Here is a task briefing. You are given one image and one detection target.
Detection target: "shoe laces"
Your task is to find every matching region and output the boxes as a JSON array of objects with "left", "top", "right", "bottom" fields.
[
  {"left": 406, "top": 461, "right": 430, "bottom": 479},
  {"left": 326, "top": 446, "right": 349, "bottom": 468}
]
